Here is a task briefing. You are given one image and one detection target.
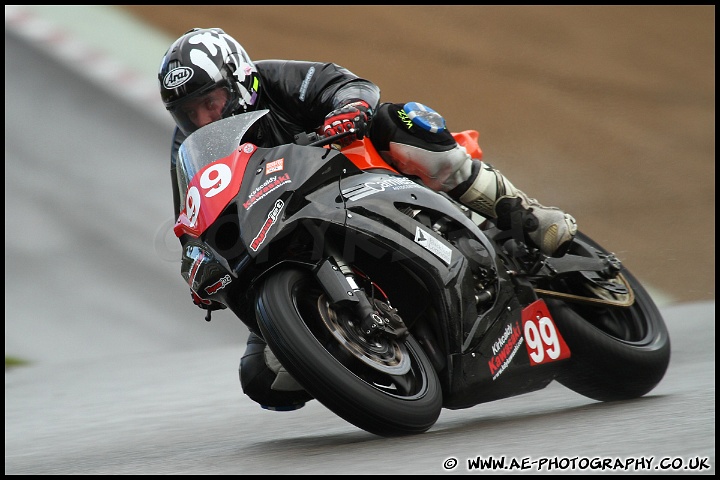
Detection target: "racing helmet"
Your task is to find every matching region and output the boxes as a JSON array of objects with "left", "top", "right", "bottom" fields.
[{"left": 158, "top": 28, "right": 260, "bottom": 135}]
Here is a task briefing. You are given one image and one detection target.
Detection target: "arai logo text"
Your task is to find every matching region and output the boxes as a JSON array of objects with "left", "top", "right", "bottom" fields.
[{"left": 163, "top": 67, "right": 194, "bottom": 89}]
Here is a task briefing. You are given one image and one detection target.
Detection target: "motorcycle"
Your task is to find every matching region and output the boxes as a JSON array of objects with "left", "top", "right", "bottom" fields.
[{"left": 173, "top": 110, "right": 670, "bottom": 437}]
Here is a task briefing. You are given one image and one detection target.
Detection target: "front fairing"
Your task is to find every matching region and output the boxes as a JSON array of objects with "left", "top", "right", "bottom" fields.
[
  {"left": 173, "top": 111, "right": 362, "bottom": 243},
  {"left": 175, "top": 111, "right": 269, "bottom": 206}
]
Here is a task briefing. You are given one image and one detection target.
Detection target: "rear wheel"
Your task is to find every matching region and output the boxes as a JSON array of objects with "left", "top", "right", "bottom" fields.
[
  {"left": 542, "top": 232, "right": 671, "bottom": 401},
  {"left": 255, "top": 268, "right": 443, "bottom": 436}
]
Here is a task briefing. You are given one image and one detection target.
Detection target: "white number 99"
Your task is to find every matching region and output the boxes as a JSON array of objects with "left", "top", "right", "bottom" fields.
[
  {"left": 200, "top": 163, "right": 232, "bottom": 198},
  {"left": 524, "top": 316, "right": 561, "bottom": 363}
]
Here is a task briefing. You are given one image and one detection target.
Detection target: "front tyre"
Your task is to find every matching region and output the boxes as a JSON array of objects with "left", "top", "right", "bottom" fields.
[{"left": 255, "top": 268, "right": 443, "bottom": 437}]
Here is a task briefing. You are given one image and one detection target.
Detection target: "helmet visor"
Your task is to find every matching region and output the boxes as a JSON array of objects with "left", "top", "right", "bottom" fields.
[{"left": 168, "top": 84, "right": 237, "bottom": 136}]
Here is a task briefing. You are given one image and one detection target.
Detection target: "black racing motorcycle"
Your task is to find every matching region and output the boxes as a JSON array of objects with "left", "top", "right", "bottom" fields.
[{"left": 173, "top": 110, "right": 670, "bottom": 437}]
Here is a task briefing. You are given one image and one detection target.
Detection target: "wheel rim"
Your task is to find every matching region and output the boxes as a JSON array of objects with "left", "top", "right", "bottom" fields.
[
  {"left": 291, "top": 279, "right": 429, "bottom": 399},
  {"left": 317, "top": 295, "right": 411, "bottom": 375}
]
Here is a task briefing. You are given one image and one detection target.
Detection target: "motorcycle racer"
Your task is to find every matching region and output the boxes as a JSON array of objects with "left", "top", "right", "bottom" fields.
[{"left": 158, "top": 27, "right": 577, "bottom": 411}]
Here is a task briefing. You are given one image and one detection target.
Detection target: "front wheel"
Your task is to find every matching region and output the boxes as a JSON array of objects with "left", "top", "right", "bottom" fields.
[{"left": 255, "top": 268, "right": 443, "bottom": 437}]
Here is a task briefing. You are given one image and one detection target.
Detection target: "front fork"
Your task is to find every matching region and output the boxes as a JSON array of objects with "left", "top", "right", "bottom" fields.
[{"left": 314, "top": 256, "right": 408, "bottom": 339}]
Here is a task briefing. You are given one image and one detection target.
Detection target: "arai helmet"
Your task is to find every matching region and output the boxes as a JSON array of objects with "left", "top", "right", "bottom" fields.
[{"left": 158, "top": 27, "right": 260, "bottom": 135}]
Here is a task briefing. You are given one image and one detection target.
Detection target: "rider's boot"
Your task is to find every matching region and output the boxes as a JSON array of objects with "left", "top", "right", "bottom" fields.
[
  {"left": 239, "top": 332, "right": 313, "bottom": 411},
  {"left": 454, "top": 162, "right": 578, "bottom": 257}
]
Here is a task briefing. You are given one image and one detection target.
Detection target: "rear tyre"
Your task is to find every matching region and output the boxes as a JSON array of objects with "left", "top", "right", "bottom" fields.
[{"left": 547, "top": 233, "right": 671, "bottom": 401}]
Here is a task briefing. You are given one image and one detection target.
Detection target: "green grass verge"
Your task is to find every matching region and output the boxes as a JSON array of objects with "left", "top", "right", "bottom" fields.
[{"left": 5, "top": 356, "right": 30, "bottom": 368}]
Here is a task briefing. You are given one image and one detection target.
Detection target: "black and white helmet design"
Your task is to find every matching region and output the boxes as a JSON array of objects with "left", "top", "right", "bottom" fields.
[{"left": 158, "top": 27, "right": 260, "bottom": 135}]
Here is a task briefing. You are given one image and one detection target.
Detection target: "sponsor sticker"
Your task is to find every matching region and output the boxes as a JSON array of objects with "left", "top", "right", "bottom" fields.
[
  {"left": 250, "top": 199, "right": 284, "bottom": 251},
  {"left": 341, "top": 177, "right": 420, "bottom": 201},
  {"left": 205, "top": 274, "right": 232, "bottom": 295},
  {"left": 414, "top": 226, "right": 452, "bottom": 265},
  {"left": 244, "top": 173, "right": 292, "bottom": 210},
  {"left": 488, "top": 321, "right": 524, "bottom": 379},
  {"left": 265, "top": 158, "right": 284, "bottom": 175}
]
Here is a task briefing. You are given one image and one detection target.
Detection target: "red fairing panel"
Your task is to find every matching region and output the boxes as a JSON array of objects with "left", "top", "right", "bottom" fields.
[{"left": 174, "top": 143, "right": 257, "bottom": 238}]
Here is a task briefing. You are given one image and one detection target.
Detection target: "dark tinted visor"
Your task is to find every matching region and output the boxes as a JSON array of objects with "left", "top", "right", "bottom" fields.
[{"left": 168, "top": 84, "right": 236, "bottom": 136}]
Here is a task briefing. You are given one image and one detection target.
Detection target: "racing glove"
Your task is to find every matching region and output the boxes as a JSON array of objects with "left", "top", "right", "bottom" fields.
[{"left": 321, "top": 100, "right": 371, "bottom": 147}]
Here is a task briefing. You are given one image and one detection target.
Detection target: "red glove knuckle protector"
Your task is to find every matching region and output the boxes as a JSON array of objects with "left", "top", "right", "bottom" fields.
[{"left": 322, "top": 100, "right": 371, "bottom": 145}]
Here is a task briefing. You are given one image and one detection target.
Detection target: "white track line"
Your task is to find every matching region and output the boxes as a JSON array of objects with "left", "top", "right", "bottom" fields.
[{"left": 5, "top": 5, "right": 172, "bottom": 126}]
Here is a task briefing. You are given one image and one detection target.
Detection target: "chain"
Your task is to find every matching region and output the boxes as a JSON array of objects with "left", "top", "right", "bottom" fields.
[{"left": 534, "top": 273, "right": 635, "bottom": 307}]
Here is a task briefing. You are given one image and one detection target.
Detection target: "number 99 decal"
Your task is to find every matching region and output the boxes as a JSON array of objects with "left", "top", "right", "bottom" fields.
[
  {"left": 522, "top": 300, "right": 571, "bottom": 366},
  {"left": 201, "top": 163, "right": 232, "bottom": 198},
  {"left": 186, "top": 186, "right": 201, "bottom": 227},
  {"left": 185, "top": 163, "right": 233, "bottom": 227}
]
